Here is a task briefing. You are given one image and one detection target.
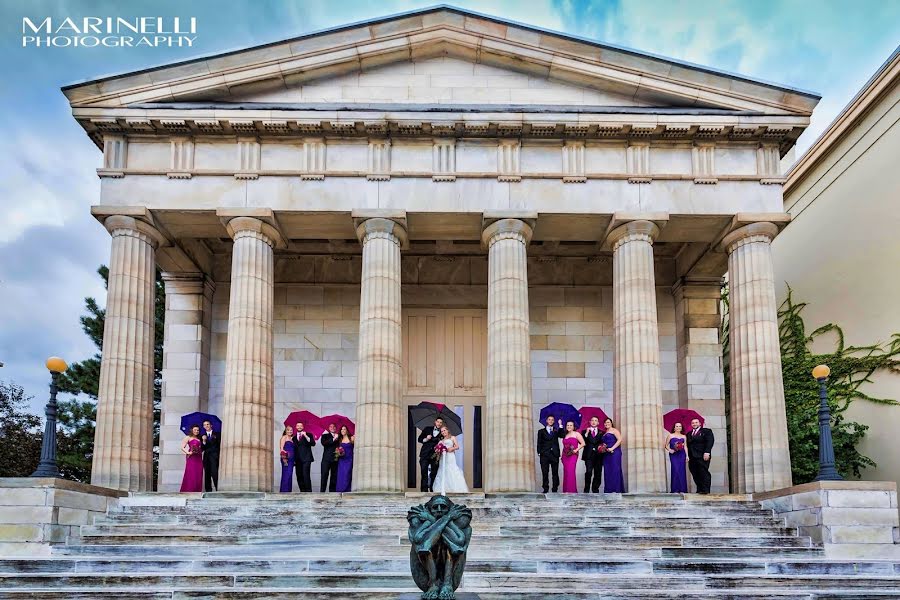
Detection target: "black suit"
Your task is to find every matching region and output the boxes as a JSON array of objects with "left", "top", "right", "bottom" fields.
[
  {"left": 536, "top": 426, "right": 564, "bottom": 493},
  {"left": 687, "top": 427, "right": 715, "bottom": 494},
  {"left": 581, "top": 428, "right": 605, "bottom": 493},
  {"left": 418, "top": 427, "right": 442, "bottom": 492},
  {"left": 201, "top": 430, "right": 220, "bottom": 492},
  {"left": 293, "top": 432, "right": 316, "bottom": 492},
  {"left": 319, "top": 432, "right": 339, "bottom": 492}
]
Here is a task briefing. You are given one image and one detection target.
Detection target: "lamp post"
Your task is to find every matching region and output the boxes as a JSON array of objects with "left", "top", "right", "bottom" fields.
[
  {"left": 30, "top": 357, "right": 68, "bottom": 478},
  {"left": 812, "top": 364, "right": 843, "bottom": 481}
]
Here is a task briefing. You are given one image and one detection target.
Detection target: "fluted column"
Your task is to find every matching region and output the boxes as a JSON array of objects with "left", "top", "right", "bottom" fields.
[
  {"left": 218, "top": 217, "right": 280, "bottom": 491},
  {"left": 353, "top": 217, "right": 407, "bottom": 492},
  {"left": 482, "top": 218, "right": 536, "bottom": 493},
  {"left": 92, "top": 215, "right": 166, "bottom": 491},
  {"left": 723, "top": 222, "right": 792, "bottom": 493},
  {"left": 610, "top": 220, "right": 667, "bottom": 493}
]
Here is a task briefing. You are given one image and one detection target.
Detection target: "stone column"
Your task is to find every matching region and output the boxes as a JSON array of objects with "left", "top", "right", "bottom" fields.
[
  {"left": 92, "top": 215, "right": 166, "bottom": 491},
  {"left": 723, "top": 222, "right": 792, "bottom": 493},
  {"left": 610, "top": 220, "right": 667, "bottom": 493},
  {"left": 482, "top": 218, "right": 536, "bottom": 493},
  {"left": 353, "top": 217, "right": 407, "bottom": 492},
  {"left": 157, "top": 273, "right": 214, "bottom": 492},
  {"left": 674, "top": 278, "right": 728, "bottom": 492},
  {"left": 218, "top": 217, "right": 280, "bottom": 492}
]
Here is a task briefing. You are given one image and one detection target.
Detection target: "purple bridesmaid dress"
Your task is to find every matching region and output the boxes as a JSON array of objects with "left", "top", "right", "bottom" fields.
[
  {"left": 601, "top": 432, "right": 624, "bottom": 493},
  {"left": 179, "top": 438, "right": 203, "bottom": 492},
  {"left": 560, "top": 437, "right": 580, "bottom": 493},
  {"left": 669, "top": 437, "right": 688, "bottom": 493},
  {"left": 279, "top": 439, "right": 295, "bottom": 493},
  {"left": 335, "top": 442, "right": 354, "bottom": 492}
]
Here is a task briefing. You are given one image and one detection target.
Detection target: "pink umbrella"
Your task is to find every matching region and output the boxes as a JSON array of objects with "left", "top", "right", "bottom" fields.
[
  {"left": 579, "top": 406, "right": 610, "bottom": 428},
  {"left": 320, "top": 414, "right": 355, "bottom": 436},
  {"left": 663, "top": 408, "right": 704, "bottom": 433},
  {"left": 283, "top": 410, "right": 325, "bottom": 439}
]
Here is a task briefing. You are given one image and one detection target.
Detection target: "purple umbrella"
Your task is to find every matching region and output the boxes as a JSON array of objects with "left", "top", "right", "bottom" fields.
[
  {"left": 180, "top": 412, "right": 221, "bottom": 435},
  {"left": 539, "top": 402, "right": 581, "bottom": 430}
]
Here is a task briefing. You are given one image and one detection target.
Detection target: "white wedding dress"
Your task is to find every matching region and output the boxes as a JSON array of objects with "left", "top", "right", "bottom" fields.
[{"left": 432, "top": 438, "right": 469, "bottom": 494}]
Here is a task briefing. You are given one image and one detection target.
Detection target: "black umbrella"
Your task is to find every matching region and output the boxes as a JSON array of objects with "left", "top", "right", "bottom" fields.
[{"left": 410, "top": 401, "right": 462, "bottom": 435}]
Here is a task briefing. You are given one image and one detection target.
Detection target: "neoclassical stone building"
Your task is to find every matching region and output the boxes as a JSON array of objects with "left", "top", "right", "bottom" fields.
[{"left": 63, "top": 6, "right": 819, "bottom": 495}]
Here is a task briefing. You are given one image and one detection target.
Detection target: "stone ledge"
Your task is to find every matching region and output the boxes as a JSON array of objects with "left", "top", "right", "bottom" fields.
[
  {"left": 0, "top": 478, "right": 126, "bottom": 498},
  {"left": 754, "top": 480, "right": 898, "bottom": 501}
]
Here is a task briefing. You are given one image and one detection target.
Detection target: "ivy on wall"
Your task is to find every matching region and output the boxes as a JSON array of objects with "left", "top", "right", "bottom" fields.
[{"left": 722, "top": 285, "right": 900, "bottom": 484}]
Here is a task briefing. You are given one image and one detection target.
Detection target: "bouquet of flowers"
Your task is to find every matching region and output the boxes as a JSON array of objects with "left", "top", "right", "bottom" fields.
[
  {"left": 432, "top": 443, "right": 448, "bottom": 463},
  {"left": 563, "top": 445, "right": 578, "bottom": 457},
  {"left": 191, "top": 444, "right": 202, "bottom": 456},
  {"left": 280, "top": 450, "right": 288, "bottom": 466},
  {"left": 334, "top": 446, "right": 346, "bottom": 460},
  {"left": 597, "top": 443, "right": 609, "bottom": 454},
  {"left": 674, "top": 441, "right": 685, "bottom": 453}
]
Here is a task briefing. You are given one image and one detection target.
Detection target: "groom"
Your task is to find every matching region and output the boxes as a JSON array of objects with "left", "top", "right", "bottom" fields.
[
  {"left": 581, "top": 416, "right": 605, "bottom": 494},
  {"left": 418, "top": 417, "right": 444, "bottom": 492},
  {"left": 536, "top": 415, "right": 564, "bottom": 493},
  {"left": 687, "top": 417, "right": 715, "bottom": 494}
]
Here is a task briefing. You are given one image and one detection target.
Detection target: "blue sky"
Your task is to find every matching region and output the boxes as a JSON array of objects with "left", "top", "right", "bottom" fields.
[{"left": 0, "top": 0, "right": 898, "bottom": 412}]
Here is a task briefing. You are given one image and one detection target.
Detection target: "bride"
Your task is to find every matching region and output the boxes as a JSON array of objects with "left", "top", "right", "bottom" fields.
[{"left": 432, "top": 426, "right": 469, "bottom": 494}]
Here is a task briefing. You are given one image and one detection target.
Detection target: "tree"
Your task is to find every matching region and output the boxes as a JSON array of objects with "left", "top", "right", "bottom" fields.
[
  {"left": 0, "top": 381, "right": 42, "bottom": 477},
  {"left": 57, "top": 266, "right": 166, "bottom": 488},
  {"left": 722, "top": 285, "right": 900, "bottom": 484}
]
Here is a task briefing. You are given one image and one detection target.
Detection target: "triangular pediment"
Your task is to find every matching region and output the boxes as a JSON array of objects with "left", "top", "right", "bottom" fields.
[{"left": 62, "top": 6, "right": 819, "bottom": 115}]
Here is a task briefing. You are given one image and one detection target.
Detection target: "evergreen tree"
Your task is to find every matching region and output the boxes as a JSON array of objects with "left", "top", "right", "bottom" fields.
[{"left": 0, "top": 381, "right": 41, "bottom": 477}]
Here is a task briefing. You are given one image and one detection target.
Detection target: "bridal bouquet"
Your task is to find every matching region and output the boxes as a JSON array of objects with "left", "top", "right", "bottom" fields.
[
  {"left": 597, "top": 443, "right": 609, "bottom": 454},
  {"left": 334, "top": 446, "right": 346, "bottom": 460},
  {"left": 432, "top": 444, "right": 448, "bottom": 463},
  {"left": 280, "top": 450, "right": 289, "bottom": 466}
]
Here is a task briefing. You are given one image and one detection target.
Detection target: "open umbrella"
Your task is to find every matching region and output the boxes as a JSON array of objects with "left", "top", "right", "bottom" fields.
[
  {"left": 320, "top": 414, "right": 356, "bottom": 436},
  {"left": 578, "top": 406, "right": 610, "bottom": 429},
  {"left": 283, "top": 410, "right": 325, "bottom": 439},
  {"left": 539, "top": 402, "right": 581, "bottom": 429},
  {"left": 409, "top": 401, "right": 462, "bottom": 435},
  {"left": 663, "top": 408, "right": 704, "bottom": 433},
  {"left": 180, "top": 412, "right": 221, "bottom": 435}
]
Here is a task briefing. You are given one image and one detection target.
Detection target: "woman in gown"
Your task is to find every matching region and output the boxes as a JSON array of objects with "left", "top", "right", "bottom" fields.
[
  {"left": 602, "top": 418, "right": 625, "bottom": 493},
  {"left": 432, "top": 426, "right": 469, "bottom": 494},
  {"left": 335, "top": 425, "right": 355, "bottom": 493},
  {"left": 561, "top": 421, "right": 585, "bottom": 494},
  {"left": 279, "top": 426, "right": 295, "bottom": 493},
  {"left": 665, "top": 422, "right": 688, "bottom": 493},
  {"left": 179, "top": 425, "right": 204, "bottom": 492}
]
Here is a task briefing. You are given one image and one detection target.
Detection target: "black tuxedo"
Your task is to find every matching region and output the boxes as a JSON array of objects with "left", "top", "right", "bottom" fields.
[
  {"left": 686, "top": 427, "right": 715, "bottom": 494},
  {"left": 418, "top": 427, "right": 442, "bottom": 492},
  {"left": 536, "top": 426, "right": 564, "bottom": 493},
  {"left": 319, "top": 432, "right": 340, "bottom": 492},
  {"left": 201, "top": 429, "right": 220, "bottom": 492},
  {"left": 581, "top": 428, "right": 605, "bottom": 493},
  {"left": 293, "top": 432, "right": 316, "bottom": 492}
]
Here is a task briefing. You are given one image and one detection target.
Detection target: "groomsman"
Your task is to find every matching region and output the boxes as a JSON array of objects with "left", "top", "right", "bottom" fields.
[
  {"left": 417, "top": 417, "right": 444, "bottom": 492},
  {"left": 581, "top": 416, "right": 605, "bottom": 493},
  {"left": 201, "top": 420, "right": 219, "bottom": 492},
  {"left": 293, "top": 422, "right": 316, "bottom": 492},
  {"left": 319, "top": 423, "right": 340, "bottom": 492},
  {"left": 536, "top": 415, "right": 564, "bottom": 493},
  {"left": 687, "top": 417, "right": 715, "bottom": 494}
]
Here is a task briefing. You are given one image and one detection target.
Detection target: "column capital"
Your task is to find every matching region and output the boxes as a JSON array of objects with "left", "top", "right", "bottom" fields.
[
  {"left": 225, "top": 216, "right": 286, "bottom": 249},
  {"left": 103, "top": 215, "right": 168, "bottom": 249},
  {"left": 481, "top": 218, "right": 534, "bottom": 248},
  {"left": 161, "top": 272, "right": 215, "bottom": 297},
  {"left": 354, "top": 216, "right": 408, "bottom": 248},
  {"left": 720, "top": 222, "right": 779, "bottom": 254},
  {"left": 607, "top": 219, "right": 660, "bottom": 250}
]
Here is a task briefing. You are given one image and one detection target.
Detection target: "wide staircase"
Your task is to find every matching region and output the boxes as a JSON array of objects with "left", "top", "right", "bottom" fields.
[{"left": 0, "top": 492, "right": 898, "bottom": 599}]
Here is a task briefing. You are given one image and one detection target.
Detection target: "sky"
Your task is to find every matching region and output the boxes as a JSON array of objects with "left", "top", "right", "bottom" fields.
[{"left": 0, "top": 0, "right": 898, "bottom": 413}]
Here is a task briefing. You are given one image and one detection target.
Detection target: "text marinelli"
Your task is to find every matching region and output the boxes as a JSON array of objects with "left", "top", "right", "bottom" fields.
[{"left": 22, "top": 17, "right": 197, "bottom": 47}]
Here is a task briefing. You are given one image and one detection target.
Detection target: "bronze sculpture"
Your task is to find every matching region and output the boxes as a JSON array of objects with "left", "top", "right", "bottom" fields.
[{"left": 407, "top": 495, "right": 473, "bottom": 600}]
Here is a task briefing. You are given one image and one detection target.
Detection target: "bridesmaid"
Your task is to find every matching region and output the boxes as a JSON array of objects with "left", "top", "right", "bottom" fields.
[
  {"left": 179, "top": 425, "right": 204, "bottom": 492},
  {"left": 560, "top": 421, "right": 585, "bottom": 494},
  {"left": 335, "top": 425, "right": 355, "bottom": 493},
  {"left": 601, "top": 418, "right": 625, "bottom": 493},
  {"left": 279, "top": 426, "right": 295, "bottom": 493},
  {"left": 665, "top": 422, "right": 688, "bottom": 493}
]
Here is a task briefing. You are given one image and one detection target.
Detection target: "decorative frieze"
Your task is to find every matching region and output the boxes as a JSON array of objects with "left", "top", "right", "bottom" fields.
[
  {"left": 497, "top": 140, "right": 521, "bottom": 182},
  {"left": 626, "top": 143, "right": 651, "bottom": 184},
  {"left": 432, "top": 139, "right": 456, "bottom": 182},
  {"left": 235, "top": 138, "right": 260, "bottom": 180},
  {"left": 99, "top": 134, "right": 127, "bottom": 178},
  {"left": 367, "top": 139, "right": 391, "bottom": 181},
  {"left": 692, "top": 144, "right": 717, "bottom": 184},
  {"left": 167, "top": 138, "right": 194, "bottom": 179},
  {"left": 300, "top": 138, "right": 326, "bottom": 180},
  {"left": 562, "top": 141, "right": 586, "bottom": 183},
  {"left": 757, "top": 144, "right": 782, "bottom": 184}
]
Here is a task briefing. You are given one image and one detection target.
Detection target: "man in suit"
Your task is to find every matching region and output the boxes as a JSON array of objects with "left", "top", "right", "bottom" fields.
[
  {"left": 201, "top": 420, "right": 220, "bottom": 492},
  {"left": 319, "top": 422, "right": 340, "bottom": 492},
  {"left": 686, "top": 417, "right": 715, "bottom": 494},
  {"left": 417, "top": 417, "right": 444, "bottom": 492},
  {"left": 293, "top": 421, "right": 316, "bottom": 492},
  {"left": 581, "top": 416, "right": 605, "bottom": 493},
  {"left": 536, "top": 415, "right": 564, "bottom": 493}
]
